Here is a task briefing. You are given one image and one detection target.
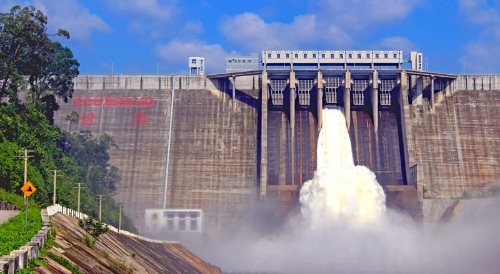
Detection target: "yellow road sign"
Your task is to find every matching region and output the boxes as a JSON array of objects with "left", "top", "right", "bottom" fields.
[{"left": 21, "top": 181, "right": 37, "bottom": 197}]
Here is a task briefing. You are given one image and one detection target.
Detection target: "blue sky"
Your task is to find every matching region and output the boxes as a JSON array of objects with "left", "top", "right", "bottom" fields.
[{"left": 1, "top": 0, "right": 500, "bottom": 75}]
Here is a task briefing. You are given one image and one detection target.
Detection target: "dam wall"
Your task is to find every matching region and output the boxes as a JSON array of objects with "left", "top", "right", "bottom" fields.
[
  {"left": 54, "top": 75, "right": 259, "bottom": 237},
  {"left": 349, "top": 109, "right": 405, "bottom": 186},
  {"left": 406, "top": 74, "right": 500, "bottom": 199},
  {"left": 52, "top": 73, "right": 500, "bottom": 236},
  {"left": 266, "top": 110, "right": 318, "bottom": 187}
]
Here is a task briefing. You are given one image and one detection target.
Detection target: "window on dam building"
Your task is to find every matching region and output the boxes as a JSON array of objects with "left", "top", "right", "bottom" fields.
[
  {"left": 145, "top": 209, "right": 203, "bottom": 233},
  {"left": 179, "top": 215, "right": 186, "bottom": 231},
  {"left": 167, "top": 220, "right": 174, "bottom": 231}
]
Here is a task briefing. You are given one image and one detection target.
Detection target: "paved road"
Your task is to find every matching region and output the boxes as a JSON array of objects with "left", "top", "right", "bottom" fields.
[{"left": 0, "top": 210, "right": 20, "bottom": 225}]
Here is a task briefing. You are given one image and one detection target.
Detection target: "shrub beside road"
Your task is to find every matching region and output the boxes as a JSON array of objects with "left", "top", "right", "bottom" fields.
[{"left": 0, "top": 189, "right": 42, "bottom": 256}]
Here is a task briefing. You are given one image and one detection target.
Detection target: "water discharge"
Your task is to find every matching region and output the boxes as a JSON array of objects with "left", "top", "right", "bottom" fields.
[
  {"left": 300, "top": 108, "right": 386, "bottom": 228},
  {"left": 188, "top": 108, "right": 500, "bottom": 274}
]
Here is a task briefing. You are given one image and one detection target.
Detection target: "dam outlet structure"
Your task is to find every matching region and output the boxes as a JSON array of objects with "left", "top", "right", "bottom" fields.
[{"left": 52, "top": 69, "right": 500, "bottom": 238}]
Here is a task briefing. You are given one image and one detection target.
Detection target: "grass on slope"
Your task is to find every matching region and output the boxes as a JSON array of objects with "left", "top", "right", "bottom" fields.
[{"left": 0, "top": 190, "right": 42, "bottom": 256}]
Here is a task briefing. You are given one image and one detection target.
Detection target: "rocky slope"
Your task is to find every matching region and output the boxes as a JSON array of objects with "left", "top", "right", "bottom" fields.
[{"left": 33, "top": 213, "right": 221, "bottom": 274}]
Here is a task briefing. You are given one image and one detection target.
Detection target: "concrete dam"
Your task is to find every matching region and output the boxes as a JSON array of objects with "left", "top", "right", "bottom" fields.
[{"left": 53, "top": 71, "right": 500, "bottom": 237}]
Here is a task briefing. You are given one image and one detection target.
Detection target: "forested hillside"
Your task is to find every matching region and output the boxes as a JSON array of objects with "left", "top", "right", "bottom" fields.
[{"left": 0, "top": 5, "right": 136, "bottom": 232}]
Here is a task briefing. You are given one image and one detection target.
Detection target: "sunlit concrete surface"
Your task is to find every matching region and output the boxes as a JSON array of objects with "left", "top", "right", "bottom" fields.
[{"left": 0, "top": 210, "right": 19, "bottom": 225}]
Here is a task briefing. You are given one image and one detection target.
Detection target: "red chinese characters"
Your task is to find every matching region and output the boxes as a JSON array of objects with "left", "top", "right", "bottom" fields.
[
  {"left": 77, "top": 112, "right": 150, "bottom": 128},
  {"left": 79, "top": 112, "right": 98, "bottom": 127},
  {"left": 129, "top": 112, "right": 149, "bottom": 127},
  {"left": 72, "top": 95, "right": 155, "bottom": 107}
]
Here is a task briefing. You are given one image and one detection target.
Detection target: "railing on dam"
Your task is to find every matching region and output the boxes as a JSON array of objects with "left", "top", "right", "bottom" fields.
[
  {"left": 71, "top": 75, "right": 258, "bottom": 91},
  {"left": 47, "top": 204, "right": 179, "bottom": 244},
  {"left": 70, "top": 73, "right": 500, "bottom": 96},
  {"left": 72, "top": 75, "right": 217, "bottom": 91},
  {"left": 452, "top": 75, "right": 500, "bottom": 92}
]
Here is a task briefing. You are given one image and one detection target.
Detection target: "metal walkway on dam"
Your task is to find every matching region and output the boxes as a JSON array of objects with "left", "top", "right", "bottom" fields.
[{"left": 51, "top": 70, "right": 500, "bottom": 236}]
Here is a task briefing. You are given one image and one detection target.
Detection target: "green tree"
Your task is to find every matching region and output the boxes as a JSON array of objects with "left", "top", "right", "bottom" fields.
[
  {"left": 0, "top": 103, "right": 61, "bottom": 195},
  {"left": 0, "top": 5, "right": 136, "bottom": 233},
  {"left": 59, "top": 131, "right": 119, "bottom": 195},
  {"left": 0, "top": 141, "right": 22, "bottom": 191},
  {"left": 0, "top": 5, "right": 79, "bottom": 118},
  {"left": 65, "top": 111, "right": 79, "bottom": 132}
]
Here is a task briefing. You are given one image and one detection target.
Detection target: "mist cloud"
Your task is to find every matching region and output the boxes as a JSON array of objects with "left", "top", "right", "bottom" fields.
[{"left": 187, "top": 199, "right": 500, "bottom": 274}]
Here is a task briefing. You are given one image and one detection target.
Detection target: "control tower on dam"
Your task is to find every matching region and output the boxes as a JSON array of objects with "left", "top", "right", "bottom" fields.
[{"left": 53, "top": 68, "right": 500, "bottom": 237}]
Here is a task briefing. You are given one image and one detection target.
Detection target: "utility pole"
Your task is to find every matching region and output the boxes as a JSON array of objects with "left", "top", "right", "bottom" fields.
[
  {"left": 134, "top": 214, "right": 144, "bottom": 235},
  {"left": 74, "top": 183, "right": 85, "bottom": 212},
  {"left": 118, "top": 204, "right": 122, "bottom": 233},
  {"left": 17, "top": 149, "right": 34, "bottom": 187},
  {"left": 16, "top": 150, "right": 35, "bottom": 233},
  {"left": 50, "top": 170, "right": 61, "bottom": 205},
  {"left": 97, "top": 195, "right": 105, "bottom": 220}
]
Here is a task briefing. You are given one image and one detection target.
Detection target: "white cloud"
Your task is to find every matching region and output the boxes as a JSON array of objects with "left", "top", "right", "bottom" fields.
[
  {"left": 312, "top": 0, "right": 424, "bottom": 31},
  {"left": 462, "top": 40, "right": 500, "bottom": 74},
  {"left": 379, "top": 36, "right": 419, "bottom": 53},
  {"left": 35, "top": 0, "right": 111, "bottom": 42},
  {"left": 458, "top": 0, "right": 500, "bottom": 73},
  {"left": 105, "top": 0, "right": 178, "bottom": 21},
  {"left": 459, "top": 0, "right": 500, "bottom": 39},
  {"left": 459, "top": 0, "right": 499, "bottom": 26},
  {"left": 155, "top": 40, "right": 235, "bottom": 74},
  {"left": 181, "top": 21, "right": 204, "bottom": 35},
  {"left": 220, "top": 13, "right": 286, "bottom": 51},
  {"left": 220, "top": 12, "right": 351, "bottom": 52},
  {"left": 105, "top": 0, "right": 180, "bottom": 39},
  {"left": 0, "top": 0, "right": 110, "bottom": 42},
  {"left": 220, "top": 0, "right": 423, "bottom": 53}
]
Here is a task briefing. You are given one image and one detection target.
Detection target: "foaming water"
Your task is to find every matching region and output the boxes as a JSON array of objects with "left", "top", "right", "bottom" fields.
[
  {"left": 300, "top": 108, "right": 386, "bottom": 228},
  {"left": 189, "top": 108, "right": 500, "bottom": 274}
]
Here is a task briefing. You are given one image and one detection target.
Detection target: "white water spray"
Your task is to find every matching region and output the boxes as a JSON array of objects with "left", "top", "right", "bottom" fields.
[
  {"left": 192, "top": 108, "right": 500, "bottom": 274},
  {"left": 300, "top": 108, "right": 386, "bottom": 228}
]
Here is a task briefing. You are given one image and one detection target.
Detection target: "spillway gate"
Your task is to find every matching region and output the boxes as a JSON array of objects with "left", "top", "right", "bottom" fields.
[{"left": 256, "top": 69, "right": 456, "bottom": 222}]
